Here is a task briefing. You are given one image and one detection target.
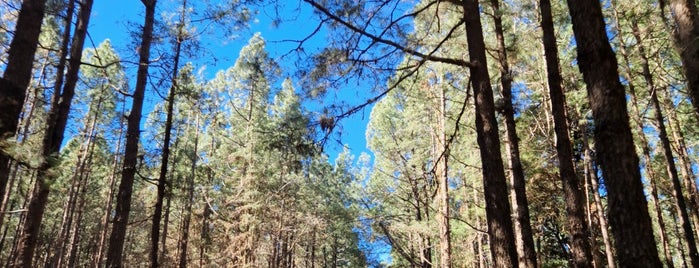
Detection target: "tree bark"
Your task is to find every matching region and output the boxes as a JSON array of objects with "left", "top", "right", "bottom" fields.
[
  {"left": 0, "top": 0, "right": 47, "bottom": 222},
  {"left": 538, "top": 0, "right": 594, "bottom": 267},
  {"left": 150, "top": 0, "right": 184, "bottom": 264},
  {"left": 106, "top": 0, "right": 157, "bottom": 266},
  {"left": 565, "top": 0, "right": 662, "bottom": 266},
  {"left": 12, "top": 0, "right": 92, "bottom": 266},
  {"left": 631, "top": 19, "right": 699, "bottom": 266},
  {"left": 582, "top": 135, "right": 616, "bottom": 268},
  {"left": 461, "top": 0, "right": 518, "bottom": 266},
  {"left": 668, "top": 0, "right": 699, "bottom": 120},
  {"left": 490, "top": 1, "right": 537, "bottom": 267}
]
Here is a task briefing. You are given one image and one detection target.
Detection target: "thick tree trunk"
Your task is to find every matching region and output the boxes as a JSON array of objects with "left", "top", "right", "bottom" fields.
[
  {"left": 611, "top": 8, "right": 676, "bottom": 267},
  {"left": 538, "top": 1, "right": 594, "bottom": 267},
  {"left": 489, "top": 1, "right": 537, "bottom": 267},
  {"left": 106, "top": 1, "right": 157, "bottom": 266},
  {"left": 668, "top": 0, "right": 699, "bottom": 120},
  {"left": 0, "top": 0, "right": 47, "bottom": 222},
  {"left": 565, "top": 0, "right": 662, "bottom": 266},
  {"left": 12, "top": 0, "right": 92, "bottom": 266},
  {"left": 461, "top": 1, "right": 518, "bottom": 266}
]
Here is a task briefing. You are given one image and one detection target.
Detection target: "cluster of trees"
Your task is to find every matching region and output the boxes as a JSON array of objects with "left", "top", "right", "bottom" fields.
[{"left": 1, "top": 0, "right": 699, "bottom": 267}]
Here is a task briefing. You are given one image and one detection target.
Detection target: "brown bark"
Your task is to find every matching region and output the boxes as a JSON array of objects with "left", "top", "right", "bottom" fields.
[
  {"left": 461, "top": 0, "right": 518, "bottom": 266},
  {"left": 92, "top": 109, "right": 124, "bottom": 268},
  {"left": 0, "top": 0, "right": 47, "bottom": 222},
  {"left": 668, "top": 0, "right": 699, "bottom": 120},
  {"left": 106, "top": 0, "right": 157, "bottom": 266},
  {"left": 565, "top": 0, "right": 662, "bottom": 266},
  {"left": 538, "top": 0, "right": 594, "bottom": 267},
  {"left": 150, "top": 0, "right": 184, "bottom": 264},
  {"left": 12, "top": 0, "right": 92, "bottom": 266},
  {"left": 489, "top": 1, "right": 537, "bottom": 267},
  {"left": 632, "top": 20, "right": 699, "bottom": 266},
  {"left": 582, "top": 135, "right": 616, "bottom": 268},
  {"left": 431, "top": 73, "right": 451, "bottom": 268}
]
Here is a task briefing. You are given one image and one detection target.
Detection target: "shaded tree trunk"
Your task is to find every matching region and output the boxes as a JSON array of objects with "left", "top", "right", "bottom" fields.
[
  {"left": 668, "top": 0, "right": 699, "bottom": 120},
  {"left": 106, "top": 0, "right": 157, "bottom": 266},
  {"left": 631, "top": 19, "right": 699, "bottom": 266},
  {"left": 538, "top": 0, "right": 593, "bottom": 267},
  {"left": 565, "top": 0, "right": 662, "bottom": 266},
  {"left": 461, "top": 0, "right": 518, "bottom": 266},
  {"left": 489, "top": 1, "right": 537, "bottom": 267},
  {"left": 0, "top": 0, "right": 47, "bottom": 224},
  {"left": 12, "top": 0, "right": 92, "bottom": 266},
  {"left": 582, "top": 135, "right": 616, "bottom": 268}
]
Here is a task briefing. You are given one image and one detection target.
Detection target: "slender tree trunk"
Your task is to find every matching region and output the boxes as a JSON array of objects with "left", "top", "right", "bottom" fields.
[
  {"left": 106, "top": 1, "right": 157, "bottom": 266},
  {"left": 12, "top": 0, "right": 92, "bottom": 266},
  {"left": 628, "top": 18, "right": 699, "bottom": 266},
  {"left": 565, "top": 0, "right": 662, "bottom": 266},
  {"left": 151, "top": 1, "right": 185, "bottom": 265},
  {"left": 537, "top": 0, "right": 593, "bottom": 266},
  {"left": 0, "top": 0, "right": 47, "bottom": 223},
  {"left": 582, "top": 136, "right": 616, "bottom": 268},
  {"left": 664, "top": 87, "right": 699, "bottom": 238},
  {"left": 430, "top": 74, "right": 452, "bottom": 268},
  {"left": 668, "top": 0, "right": 699, "bottom": 120},
  {"left": 92, "top": 109, "right": 124, "bottom": 268},
  {"left": 488, "top": 1, "right": 537, "bottom": 267},
  {"left": 179, "top": 112, "right": 199, "bottom": 268},
  {"left": 460, "top": 0, "right": 518, "bottom": 266}
]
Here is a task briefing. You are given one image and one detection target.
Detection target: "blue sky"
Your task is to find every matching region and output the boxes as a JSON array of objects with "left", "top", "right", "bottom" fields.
[{"left": 88, "top": 0, "right": 374, "bottom": 160}]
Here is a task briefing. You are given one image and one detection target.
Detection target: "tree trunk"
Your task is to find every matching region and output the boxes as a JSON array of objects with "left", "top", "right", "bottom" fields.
[
  {"left": 106, "top": 0, "right": 157, "bottom": 266},
  {"left": 92, "top": 108, "right": 124, "bottom": 268},
  {"left": 668, "top": 0, "right": 699, "bottom": 120},
  {"left": 631, "top": 20, "right": 699, "bottom": 266},
  {"left": 12, "top": 0, "right": 92, "bottom": 266},
  {"left": 565, "top": 0, "right": 662, "bottom": 266},
  {"left": 430, "top": 73, "right": 451, "bottom": 268},
  {"left": 179, "top": 111, "right": 199, "bottom": 268},
  {"left": 489, "top": 1, "right": 538, "bottom": 267},
  {"left": 582, "top": 136, "right": 616, "bottom": 268},
  {"left": 0, "top": 0, "right": 47, "bottom": 224},
  {"left": 461, "top": 0, "right": 518, "bottom": 266},
  {"left": 151, "top": 1, "right": 186, "bottom": 265},
  {"left": 538, "top": 1, "right": 594, "bottom": 267}
]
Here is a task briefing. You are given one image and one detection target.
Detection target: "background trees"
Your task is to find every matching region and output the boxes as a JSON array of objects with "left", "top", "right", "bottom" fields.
[{"left": 1, "top": 0, "right": 699, "bottom": 267}]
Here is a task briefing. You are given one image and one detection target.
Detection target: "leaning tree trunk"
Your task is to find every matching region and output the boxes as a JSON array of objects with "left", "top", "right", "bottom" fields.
[
  {"left": 106, "top": 0, "right": 157, "bottom": 266},
  {"left": 631, "top": 19, "right": 699, "bottom": 266},
  {"left": 668, "top": 0, "right": 699, "bottom": 120},
  {"left": 611, "top": 7, "right": 675, "bottom": 267},
  {"left": 0, "top": 0, "right": 47, "bottom": 222},
  {"left": 12, "top": 0, "right": 92, "bottom": 266},
  {"left": 489, "top": 1, "right": 537, "bottom": 267},
  {"left": 538, "top": 0, "right": 593, "bottom": 266},
  {"left": 461, "top": 0, "right": 518, "bottom": 266},
  {"left": 565, "top": 0, "right": 662, "bottom": 266}
]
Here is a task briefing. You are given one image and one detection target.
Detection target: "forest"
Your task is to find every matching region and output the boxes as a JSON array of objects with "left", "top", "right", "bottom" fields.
[{"left": 1, "top": 0, "right": 699, "bottom": 267}]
